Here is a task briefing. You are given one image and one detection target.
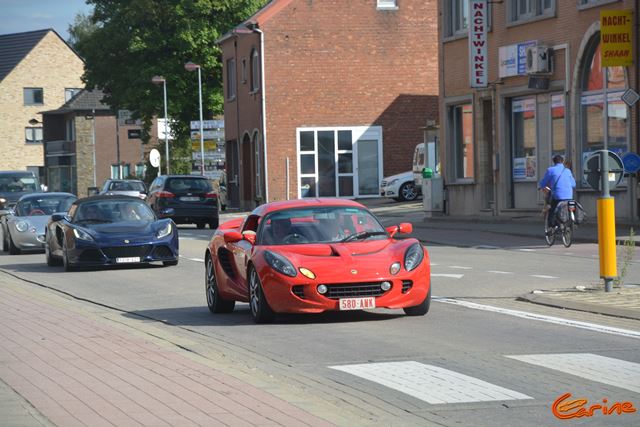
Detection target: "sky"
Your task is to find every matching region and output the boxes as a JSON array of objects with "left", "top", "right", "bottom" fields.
[{"left": 0, "top": 0, "right": 93, "bottom": 41}]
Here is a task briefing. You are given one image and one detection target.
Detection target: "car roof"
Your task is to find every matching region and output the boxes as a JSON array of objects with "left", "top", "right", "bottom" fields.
[
  {"left": 162, "top": 175, "right": 208, "bottom": 179},
  {"left": 105, "top": 179, "right": 144, "bottom": 183},
  {"left": 18, "top": 192, "right": 75, "bottom": 201},
  {"left": 72, "top": 195, "right": 145, "bottom": 205},
  {"left": 0, "top": 170, "right": 36, "bottom": 176},
  {"left": 251, "top": 198, "right": 366, "bottom": 217}
]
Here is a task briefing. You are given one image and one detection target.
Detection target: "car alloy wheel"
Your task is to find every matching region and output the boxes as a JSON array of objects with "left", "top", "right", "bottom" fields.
[
  {"left": 205, "top": 255, "right": 234, "bottom": 313},
  {"left": 399, "top": 182, "right": 418, "bottom": 201},
  {"left": 45, "top": 233, "right": 60, "bottom": 266},
  {"left": 62, "top": 238, "right": 76, "bottom": 272},
  {"left": 8, "top": 232, "right": 20, "bottom": 255},
  {"left": 248, "top": 266, "right": 275, "bottom": 323}
]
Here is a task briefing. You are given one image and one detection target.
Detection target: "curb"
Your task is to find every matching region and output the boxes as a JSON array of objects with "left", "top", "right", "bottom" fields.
[{"left": 518, "top": 292, "right": 640, "bottom": 320}]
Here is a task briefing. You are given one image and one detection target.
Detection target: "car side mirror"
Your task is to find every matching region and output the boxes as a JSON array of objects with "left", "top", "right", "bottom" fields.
[
  {"left": 398, "top": 223, "right": 413, "bottom": 234},
  {"left": 51, "top": 213, "right": 68, "bottom": 222},
  {"left": 242, "top": 231, "right": 257, "bottom": 245},
  {"left": 223, "top": 231, "right": 243, "bottom": 243},
  {"left": 0, "top": 209, "right": 10, "bottom": 217}
]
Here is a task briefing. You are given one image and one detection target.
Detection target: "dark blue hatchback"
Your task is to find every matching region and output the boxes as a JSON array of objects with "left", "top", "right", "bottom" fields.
[{"left": 45, "top": 195, "right": 179, "bottom": 271}]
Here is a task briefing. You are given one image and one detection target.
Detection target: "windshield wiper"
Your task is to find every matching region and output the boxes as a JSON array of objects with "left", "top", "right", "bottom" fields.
[
  {"left": 76, "top": 219, "right": 112, "bottom": 224},
  {"left": 340, "top": 231, "right": 387, "bottom": 243}
]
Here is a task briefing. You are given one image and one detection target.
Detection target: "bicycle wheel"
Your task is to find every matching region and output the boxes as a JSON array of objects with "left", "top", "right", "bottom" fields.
[
  {"left": 562, "top": 222, "right": 573, "bottom": 247},
  {"left": 544, "top": 211, "right": 555, "bottom": 246}
]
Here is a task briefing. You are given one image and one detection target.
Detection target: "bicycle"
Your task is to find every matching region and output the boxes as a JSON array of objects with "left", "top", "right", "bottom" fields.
[{"left": 544, "top": 200, "right": 577, "bottom": 247}]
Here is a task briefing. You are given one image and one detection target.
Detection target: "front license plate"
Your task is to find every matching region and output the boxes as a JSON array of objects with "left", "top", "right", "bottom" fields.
[
  {"left": 339, "top": 297, "right": 376, "bottom": 311},
  {"left": 116, "top": 257, "right": 140, "bottom": 263},
  {"left": 180, "top": 196, "right": 199, "bottom": 202}
]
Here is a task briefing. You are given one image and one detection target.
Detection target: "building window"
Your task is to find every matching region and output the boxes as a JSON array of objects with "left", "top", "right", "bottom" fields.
[
  {"left": 25, "top": 127, "right": 43, "bottom": 143},
  {"left": 580, "top": 35, "right": 628, "bottom": 181},
  {"left": 578, "top": 0, "right": 618, "bottom": 8},
  {"left": 241, "top": 58, "right": 247, "bottom": 84},
  {"left": 550, "top": 94, "right": 566, "bottom": 159},
  {"left": 65, "top": 118, "right": 75, "bottom": 141},
  {"left": 445, "top": 0, "right": 469, "bottom": 37},
  {"left": 377, "top": 0, "right": 398, "bottom": 10},
  {"left": 65, "top": 88, "right": 82, "bottom": 102},
  {"left": 298, "top": 127, "right": 381, "bottom": 198},
  {"left": 450, "top": 103, "right": 474, "bottom": 180},
  {"left": 250, "top": 49, "right": 260, "bottom": 92},
  {"left": 24, "top": 88, "right": 43, "bottom": 105},
  {"left": 111, "top": 165, "right": 119, "bottom": 179},
  {"left": 511, "top": 97, "right": 537, "bottom": 181},
  {"left": 135, "top": 163, "right": 145, "bottom": 178},
  {"left": 122, "top": 164, "right": 131, "bottom": 178},
  {"left": 508, "top": 0, "right": 554, "bottom": 24},
  {"left": 226, "top": 58, "right": 236, "bottom": 100}
]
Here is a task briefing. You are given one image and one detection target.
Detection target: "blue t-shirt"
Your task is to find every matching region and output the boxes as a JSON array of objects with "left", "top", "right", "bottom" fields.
[{"left": 538, "top": 163, "right": 576, "bottom": 200}]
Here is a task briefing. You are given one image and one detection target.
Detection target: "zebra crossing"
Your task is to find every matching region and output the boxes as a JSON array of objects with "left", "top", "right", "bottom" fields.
[{"left": 330, "top": 353, "right": 640, "bottom": 405}]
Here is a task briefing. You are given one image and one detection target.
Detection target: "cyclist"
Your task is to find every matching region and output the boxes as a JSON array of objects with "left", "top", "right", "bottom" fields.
[{"left": 538, "top": 154, "right": 576, "bottom": 230}]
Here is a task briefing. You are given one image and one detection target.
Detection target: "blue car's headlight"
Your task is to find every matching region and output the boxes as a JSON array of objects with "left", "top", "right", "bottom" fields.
[
  {"left": 264, "top": 250, "right": 297, "bottom": 277},
  {"left": 73, "top": 228, "right": 94, "bottom": 241},
  {"left": 156, "top": 222, "right": 172, "bottom": 238},
  {"left": 404, "top": 243, "right": 424, "bottom": 272}
]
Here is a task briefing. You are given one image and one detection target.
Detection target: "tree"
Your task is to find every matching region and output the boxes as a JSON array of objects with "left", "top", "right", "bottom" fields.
[
  {"left": 67, "top": 12, "right": 99, "bottom": 52},
  {"left": 73, "top": 0, "right": 267, "bottom": 174}
]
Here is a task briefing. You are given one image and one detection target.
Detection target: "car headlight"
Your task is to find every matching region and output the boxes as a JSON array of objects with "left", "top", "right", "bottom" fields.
[
  {"left": 73, "top": 228, "right": 94, "bottom": 241},
  {"left": 15, "top": 221, "right": 29, "bottom": 232},
  {"left": 388, "top": 179, "right": 398, "bottom": 186},
  {"left": 404, "top": 243, "right": 424, "bottom": 272},
  {"left": 264, "top": 250, "right": 297, "bottom": 277},
  {"left": 156, "top": 222, "right": 173, "bottom": 238}
]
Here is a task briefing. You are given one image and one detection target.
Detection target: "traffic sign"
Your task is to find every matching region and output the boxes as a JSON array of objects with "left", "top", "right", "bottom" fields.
[
  {"left": 149, "top": 149, "right": 161, "bottom": 168},
  {"left": 583, "top": 150, "right": 624, "bottom": 191},
  {"left": 622, "top": 152, "right": 640, "bottom": 174}
]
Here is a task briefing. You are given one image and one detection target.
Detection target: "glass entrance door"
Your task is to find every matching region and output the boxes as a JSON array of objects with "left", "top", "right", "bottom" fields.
[{"left": 356, "top": 139, "right": 379, "bottom": 196}]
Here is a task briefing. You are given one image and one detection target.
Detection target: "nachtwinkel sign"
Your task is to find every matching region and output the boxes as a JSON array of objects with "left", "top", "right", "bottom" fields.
[
  {"left": 600, "top": 10, "right": 633, "bottom": 67},
  {"left": 468, "top": 0, "right": 488, "bottom": 88}
]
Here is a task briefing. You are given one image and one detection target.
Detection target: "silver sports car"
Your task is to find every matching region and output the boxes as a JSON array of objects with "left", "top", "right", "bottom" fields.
[{"left": 1, "top": 192, "right": 76, "bottom": 254}]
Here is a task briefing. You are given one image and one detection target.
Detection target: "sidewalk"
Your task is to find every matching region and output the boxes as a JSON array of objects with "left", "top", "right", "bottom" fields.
[{"left": 0, "top": 273, "right": 334, "bottom": 427}]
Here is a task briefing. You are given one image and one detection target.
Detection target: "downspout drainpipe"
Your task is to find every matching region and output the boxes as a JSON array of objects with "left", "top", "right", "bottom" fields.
[
  {"left": 234, "top": 35, "right": 242, "bottom": 208},
  {"left": 254, "top": 27, "right": 269, "bottom": 202}
]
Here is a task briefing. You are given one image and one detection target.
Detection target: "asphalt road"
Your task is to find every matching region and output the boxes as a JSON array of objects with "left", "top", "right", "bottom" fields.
[{"left": 1, "top": 206, "right": 639, "bottom": 426}]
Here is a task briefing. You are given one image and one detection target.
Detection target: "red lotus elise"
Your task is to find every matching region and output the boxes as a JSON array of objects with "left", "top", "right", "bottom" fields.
[{"left": 204, "top": 198, "right": 431, "bottom": 323}]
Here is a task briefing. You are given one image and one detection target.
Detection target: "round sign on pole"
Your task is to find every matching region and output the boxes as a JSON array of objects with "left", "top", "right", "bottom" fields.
[
  {"left": 622, "top": 152, "right": 640, "bottom": 174},
  {"left": 149, "top": 149, "right": 161, "bottom": 168},
  {"left": 583, "top": 150, "right": 624, "bottom": 191}
]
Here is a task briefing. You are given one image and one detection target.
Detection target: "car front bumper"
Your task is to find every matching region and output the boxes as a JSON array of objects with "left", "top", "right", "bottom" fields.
[{"left": 67, "top": 234, "right": 179, "bottom": 266}]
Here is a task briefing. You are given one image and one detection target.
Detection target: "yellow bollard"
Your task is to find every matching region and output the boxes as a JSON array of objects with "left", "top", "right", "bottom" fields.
[{"left": 597, "top": 198, "right": 617, "bottom": 279}]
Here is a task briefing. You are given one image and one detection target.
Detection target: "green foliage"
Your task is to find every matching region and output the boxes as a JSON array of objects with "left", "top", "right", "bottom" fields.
[
  {"left": 73, "top": 0, "right": 267, "bottom": 169},
  {"left": 67, "top": 12, "right": 100, "bottom": 52},
  {"left": 614, "top": 227, "right": 636, "bottom": 287}
]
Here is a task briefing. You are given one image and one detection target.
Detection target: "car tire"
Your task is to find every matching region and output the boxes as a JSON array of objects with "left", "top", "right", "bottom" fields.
[
  {"left": 196, "top": 222, "right": 206, "bottom": 229},
  {"left": 403, "top": 287, "right": 431, "bottom": 316},
  {"left": 62, "top": 238, "right": 76, "bottom": 272},
  {"left": 163, "top": 259, "right": 179, "bottom": 267},
  {"left": 248, "top": 265, "right": 275, "bottom": 324},
  {"left": 209, "top": 218, "right": 219, "bottom": 230},
  {"left": 0, "top": 226, "right": 7, "bottom": 252},
  {"left": 221, "top": 204, "right": 226, "bottom": 211},
  {"left": 8, "top": 233, "right": 21, "bottom": 255},
  {"left": 398, "top": 182, "right": 418, "bottom": 202},
  {"left": 205, "top": 254, "right": 235, "bottom": 313}
]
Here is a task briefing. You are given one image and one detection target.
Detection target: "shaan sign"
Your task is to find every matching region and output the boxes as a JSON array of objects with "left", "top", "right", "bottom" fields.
[
  {"left": 600, "top": 9, "right": 633, "bottom": 67},
  {"left": 468, "top": 0, "right": 488, "bottom": 88}
]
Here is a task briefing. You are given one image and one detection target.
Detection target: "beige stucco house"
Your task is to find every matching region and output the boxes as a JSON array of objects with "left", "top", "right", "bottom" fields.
[{"left": 0, "top": 29, "right": 84, "bottom": 181}]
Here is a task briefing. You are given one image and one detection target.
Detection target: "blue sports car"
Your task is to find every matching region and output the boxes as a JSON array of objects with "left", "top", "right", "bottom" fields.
[{"left": 45, "top": 195, "right": 179, "bottom": 271}]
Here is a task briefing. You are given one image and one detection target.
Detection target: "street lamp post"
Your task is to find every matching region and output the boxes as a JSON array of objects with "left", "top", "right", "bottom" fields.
[
  {"left": 185, "top": 61, "right": 206, "bottom": 176},
  {"left": 151, "top": 75, "right": 170, "bottom": 175}
]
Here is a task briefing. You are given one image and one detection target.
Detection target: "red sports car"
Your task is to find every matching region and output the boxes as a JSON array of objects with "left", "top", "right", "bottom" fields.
[{"left": 204, "top": 198, "right": 431, "bottom": 323}]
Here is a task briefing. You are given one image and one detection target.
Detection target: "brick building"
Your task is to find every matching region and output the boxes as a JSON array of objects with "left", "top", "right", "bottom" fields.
[
  {"left": 0, "top": 29, "right": 84, "bottom": 180},
  {"left": 218, "top": 0, "right": 439, "bottom": 209},
  {"left": 440, "top": 0, "right": 639, "bottom": 220},
  {"left": 42, "top": 89, "right": 157, "bottom": 196}
]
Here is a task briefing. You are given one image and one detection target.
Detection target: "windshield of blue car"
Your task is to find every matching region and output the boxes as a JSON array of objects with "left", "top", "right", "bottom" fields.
[
  {"left": 15, "top": 195, "right": 76, "bottom": 216},
  {"left": 259, "top": 206, "right": 387, "bottom": 245},
  {"left": 73, "top": 200, "right": 155, "bottom": 223},
  {"left": 108, "top": 181, "right": 146, "bottom": 192},
  {"left": 0, "top": 175, "right": 38, "bottom": 193}
]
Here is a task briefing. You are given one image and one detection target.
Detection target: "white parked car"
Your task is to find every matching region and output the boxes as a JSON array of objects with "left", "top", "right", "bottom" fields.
[{"left": 380, "top": 171, "right": 420, "bottom": 202}]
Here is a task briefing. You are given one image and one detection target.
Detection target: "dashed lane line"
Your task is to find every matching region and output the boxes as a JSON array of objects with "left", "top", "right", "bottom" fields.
[
  {"left": 179, "top": 256, "right": 204, "bottom": 263},
  {"left": 448, "top": 266, "right": 472, "bottom": 270},
  {"left": 487, "top": 270, "right": 514, "bottom": 274},
  {"left": 431, "top": 274, "right": 464, "bottom": 279},
  {"left": 529, "top": 274, "right": 558, "bottom": 279}
]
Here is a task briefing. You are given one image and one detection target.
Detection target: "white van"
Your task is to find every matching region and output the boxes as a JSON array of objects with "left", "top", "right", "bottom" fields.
[{"left": 412, "top": 143, "right": 426, "bottom": 187}]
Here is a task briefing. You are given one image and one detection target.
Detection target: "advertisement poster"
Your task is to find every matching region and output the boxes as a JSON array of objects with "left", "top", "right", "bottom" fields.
[{"left": 513, "top": 157, "right": 537, "bottom": 181}]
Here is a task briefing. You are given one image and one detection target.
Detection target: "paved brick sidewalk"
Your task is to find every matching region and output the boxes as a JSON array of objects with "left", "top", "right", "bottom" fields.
[{"left": 0, "top": 282, "right": 333, "bottom": 427}]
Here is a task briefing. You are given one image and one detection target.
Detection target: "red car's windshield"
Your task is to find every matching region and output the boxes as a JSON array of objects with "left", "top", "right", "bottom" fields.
[{"left": 259, "top": 206, "right": 387, "bottom": 245}]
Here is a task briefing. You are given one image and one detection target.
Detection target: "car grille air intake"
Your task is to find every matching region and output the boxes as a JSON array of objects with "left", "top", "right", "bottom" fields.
[
  {"left": 402, "top": 280, "right": 413, "bottom": 294},
  {"left": 102, "top": 245, "right": 150, "bottom": 259},
  {"left": 151, "top": 245, "right": 173, "bottom": 258},
  {"left": 292, "top": 286, "right": 305, "bottom": 299},
  {"left": 323, "top": 282, "right": 388, "bottom": 299}
]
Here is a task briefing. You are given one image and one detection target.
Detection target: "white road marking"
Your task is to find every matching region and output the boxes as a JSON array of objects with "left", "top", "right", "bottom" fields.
[
  {"left": 330, "top": 361, "right": 532, "bottom": 404},
  {"left": 433, "top": 297, "right": 640, "bottom": 340},
  {"left": 487, "top": 270, "right": 514, "bottom": 275},
  {"left": 449, "top": 266, "right": 472, "bottom": 270},
  {"left": 432, "top": 274, "right": 464, "bottom": 279},
  {"left": 179, "top": 256, "right": 204, "bottom": 263},
  {"left": 530, "top": 274, "right": 558, "bottom": 279},
  {"left": 518, "top": 249, "right": 536, "bottom": 252},
  {"left": 507, "top": 354, "right": 640, "bottom": 393}
]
